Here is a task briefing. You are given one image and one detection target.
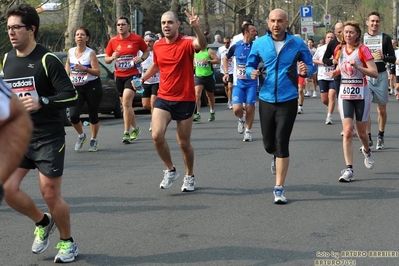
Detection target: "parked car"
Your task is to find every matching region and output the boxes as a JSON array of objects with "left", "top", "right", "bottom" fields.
[{"left": 55, "top": 52, "right": 141, "bottom": 126}]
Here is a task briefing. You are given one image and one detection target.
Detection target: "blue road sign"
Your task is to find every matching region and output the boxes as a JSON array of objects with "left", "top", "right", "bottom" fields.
[{"left": 300, "top": 6, "right": 313, "bottom": 18}]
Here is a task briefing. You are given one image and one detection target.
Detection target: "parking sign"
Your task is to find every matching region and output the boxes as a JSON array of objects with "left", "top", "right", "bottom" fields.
[{"left": 300, "top": 6, "right": 312, "bottom": 18}]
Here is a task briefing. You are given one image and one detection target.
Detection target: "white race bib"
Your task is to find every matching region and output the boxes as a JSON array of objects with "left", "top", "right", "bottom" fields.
[
  {"left": 340, "top": 78, "right": 365, "bottom": 100},
  {"left": 236, "top": 64, "right": 246, "bottom": 79},
  {"left": 116, "top": 55, "right": 134, "bottom": 70}
]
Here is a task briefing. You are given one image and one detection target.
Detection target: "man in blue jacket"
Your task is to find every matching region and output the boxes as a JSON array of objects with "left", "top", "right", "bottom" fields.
[{"left": 246, "top": 8, "right": 313, "bottom": 204}]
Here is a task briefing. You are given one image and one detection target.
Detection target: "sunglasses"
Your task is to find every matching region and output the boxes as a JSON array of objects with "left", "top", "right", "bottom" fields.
[
  {"left": 224, "top": 42, "right": 230, "bottom": 44},
  {"left": 117, "top": 23, "right": 127, "bottom": 26}
]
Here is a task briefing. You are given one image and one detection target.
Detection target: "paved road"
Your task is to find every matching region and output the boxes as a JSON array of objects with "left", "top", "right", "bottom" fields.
[{"left": 1, "top": 96, "right": 399, "bottom": 266}]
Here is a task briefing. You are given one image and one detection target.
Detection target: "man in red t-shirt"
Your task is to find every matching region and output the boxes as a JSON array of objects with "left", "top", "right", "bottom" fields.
[
  {"left": 105, "top": 16, "right": 149, "bottom": 144},
  {"left": 137, "top": 8, "right": 207, "bottom": 192}
]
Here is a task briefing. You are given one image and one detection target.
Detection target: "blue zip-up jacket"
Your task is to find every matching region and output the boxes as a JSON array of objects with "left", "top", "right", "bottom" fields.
[{"left": 246, "top": 31, "right": 313, "bottom": 103}]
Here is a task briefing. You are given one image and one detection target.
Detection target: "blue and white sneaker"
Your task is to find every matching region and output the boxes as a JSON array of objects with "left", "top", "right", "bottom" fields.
[{"left": 273, "top": 186, "right": 287, "bottom": 204}]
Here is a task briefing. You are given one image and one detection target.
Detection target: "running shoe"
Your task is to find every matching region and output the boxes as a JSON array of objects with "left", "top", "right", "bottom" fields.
[
  {"left": 74, "top": 133, "right": 87, "bottom": 151},
  {"left": 340, "top": 130, "right": 344, "bottom": 136},
  {"left": 273, "top": 186, "right": 287, "bottom": 204},
  {"left": 208, "top": 112, "right": 215, "bottom": 121},
  {"left": 54, "top": 239, "right": 79, "bottom": 263},
  {"left": 160, "top": 167, "right": 180, "bottom": 189},
  {"left": 181, "top": 175, "right": 196, "bottom": 192},
  {"left": 237, "top": 120, "right": 245, "bottom": 134},
  {"left": 312, "top": 92, "right": 317, "bottom": 98},
  {"left": 122, "top": 131, "right": 131, "bottom": 144},
  {"left": 227, "top": 102, "right": 233, "bottom": 109},
  {"left": 243, "top": 131, "right": 252, "bottom": 142},
  {"left": 361, "top": 147, "right": 375, "bottom": 169},
  {"left": 304, "top": 92, "right": 311, "bottom": 97},
  {"left": 297, "top": 106, "right": 304, "bottom": 114},
  {"left": 339, "top": 168, "right": 354, "bottom": 182},
  {"left": 397, "top": 94, "right": 399, "bottom": 100},
  {"left": 376, "top": 136, "right": 385, "bottom": 150},
  {"left": 149, "top": 122, "right": 152, "bottom": 132},
  {"left": 193, "top": 113, "right": 201, "bottom": 122},
  {"left": 325, "top": 116, "right": 333, "bottom": 125},
  {"left": 270, "top": 156, "right": 276, "bottom": 175},
  {"left": 88, "top": 139, "right": 98, "bottom": 152},
  {"left": 32, "top": 213, "right": 56, "bottom": 254},
  {"left": 130, "top": 127, "right": 141, "bottom": 141}
]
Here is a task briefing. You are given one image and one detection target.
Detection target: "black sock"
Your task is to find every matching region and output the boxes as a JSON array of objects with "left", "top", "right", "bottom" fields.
[
  {"left": 378, "top": 131, "right": 384, "bottom": 138},
  {"left": 346, "top": 165, "right": 353, "bottom": 170},
  {"left": 60, "top": 237, "right": 74, "bottom": 242},
  {"left": 36, "top": 214, "right": 50, "bottom": 227},
  {"left": 368, "top": 133, "right": 372, "bottom": 141}
]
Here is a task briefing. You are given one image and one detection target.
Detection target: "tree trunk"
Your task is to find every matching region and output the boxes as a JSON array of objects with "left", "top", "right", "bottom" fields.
[
  {"left": 64, "top": 0, "right": 84, "bottom": 50},
  {"left": 93, "top": 0, "right": 115, "bottom": 41},
  {"left": 116, "top": 0, "right": 123, "bottom": 19},
  {"left": 170, "top": 0, "right": 179, "bottom": 13}
]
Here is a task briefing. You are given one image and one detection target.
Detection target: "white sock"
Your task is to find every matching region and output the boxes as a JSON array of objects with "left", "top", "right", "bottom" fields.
[{"left": 79, "top": 133, "right": 85, "bottom": 138}]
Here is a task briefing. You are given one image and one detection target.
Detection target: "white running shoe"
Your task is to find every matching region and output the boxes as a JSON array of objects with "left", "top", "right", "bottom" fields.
[
  {"left": 361, "top": 147, "right": 375, "bottom": 169},
  {"left": 243, "top": 131, "right": 252, "bottom": 142},
  {"left": 297, "top": 106, "right": 304, "bottom": 114},
  {"left": 325, "top": 116, "right": 332, "bottom": 125},
  {"left": 339, "top": 168, "right": 354, "bottom": 182},
  {"left": 54, "top": 239, "right": 79, "bottom": 263},
  {"left": 237, "top": 120, "right": 245, "bottom": 134},
  {"left": 312, "top": 92, "right": 317, "bottom": 98},
  {"left": 181, "top": 175, "right": 196, "bottom": 192},
  {"left": 160, "top": 167, "right": 180, "bottom": 189},
  {"left": 376, "top": 136, "right": 385, "bottom": 150},
  {"left": 304, "top": 92, "right": 311, "bottom": 97},
  {"left": 32, "top": 213, "right": 57, "bottom": 254}
]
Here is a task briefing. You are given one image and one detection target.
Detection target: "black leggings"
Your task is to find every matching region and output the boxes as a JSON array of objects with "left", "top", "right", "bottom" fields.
[
  {"left": 259, "top": 99, "right": 297, "bottom": 158},
  {"left": 70, "top": 78, "right": 103, "bottom": 124}
]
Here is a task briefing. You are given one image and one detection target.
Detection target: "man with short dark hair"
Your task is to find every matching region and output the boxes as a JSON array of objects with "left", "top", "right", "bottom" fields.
[
  {"left": 105, "top": 16, "right": 149, "bottom": 143},
  {"left": 3, "top": 3, "right": 79, "bottom": 263},
  {"left": 231, "top": 18, "right": 253, "bottom": 45},
  {"left": 363, "top": 11, "right": 396, "bottom": 150},
  {"left": 223, "top": 23, "right": 258, "bottom": 142}
]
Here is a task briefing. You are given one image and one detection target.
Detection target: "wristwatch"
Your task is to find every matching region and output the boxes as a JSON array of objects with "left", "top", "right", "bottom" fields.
[{"left": 39, "top": 96, "right": 49, "bottom": 106}]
